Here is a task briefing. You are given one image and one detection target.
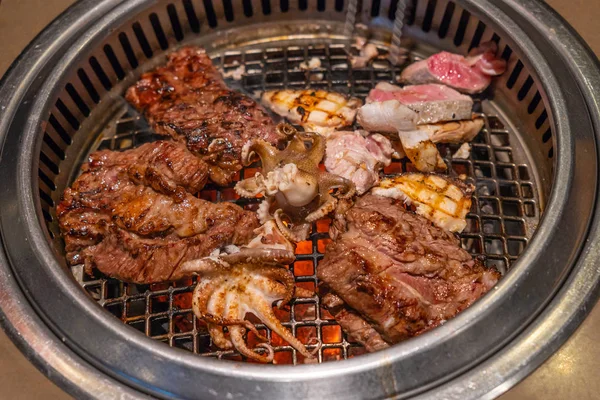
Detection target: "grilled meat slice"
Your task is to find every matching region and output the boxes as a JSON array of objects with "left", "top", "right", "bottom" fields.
[
  {"left": 89, "top": 140, "right": 209, "bottom": 194},
  {"left": 58, "top": 152, "right": 258, "bottom": 283},
  {"left": 318, "top": 194, "right": 499, "bottom": 347},
  {"left": 125, "top": 47, "right": 282, "bottom": 186},
  {"left": 367, "top": 82, "right": 473, "bottom": 125},
  {"left": 261, "top": 89, "right": 362, "bottom": 135},
  {"left": 400, "top": 42, "right": 507, "bottom": 94},
  {"left": 418, "top": 118, "right": 484, "bottom": 144}
]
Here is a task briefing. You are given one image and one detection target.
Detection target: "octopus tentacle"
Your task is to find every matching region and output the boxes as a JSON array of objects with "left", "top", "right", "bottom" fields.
[
  {"left": 208, "top": 323, "right": 233, "bottom": 350},
  {"left": 257, "top": 199, "right": 272, "bottom": 224},
  {"left": 234, "top": 175, "right": 266, "bottom": 198},
  {"left": 260, "top": 267, "right": 296, "bottom": 307},
  {"left": 319, "top": 172, "right": 356, "bottom": 199},
  {"left": 229, "top": 325, "right": 274, "bottom": 363},
  {"left": 250, "top": 294, "right": 312, "bottom": 359},
  {"left": 241, "top": 139, "right": 279, "bottom": 171},
  {"left": 294, "top": 286, "right": 316, "bottom": 299},
  {"left": 274, "top": 209, "right": 311, "bottom": 242},
  {"left": 305, "top": 196, "right": 338, "bottom": 222}
]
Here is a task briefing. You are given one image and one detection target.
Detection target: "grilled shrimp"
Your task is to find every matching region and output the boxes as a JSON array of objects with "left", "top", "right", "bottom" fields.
[
  {"left": 261, "top": 89, "right": 362, "bottom": 135},
  {"left": 372, "top": 173, "right": 474, "bottom": 232}
]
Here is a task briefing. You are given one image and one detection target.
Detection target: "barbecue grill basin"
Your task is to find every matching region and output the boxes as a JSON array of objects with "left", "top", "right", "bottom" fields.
[{"left": 1, "top": 0, "right": 599, "bottom": 398}]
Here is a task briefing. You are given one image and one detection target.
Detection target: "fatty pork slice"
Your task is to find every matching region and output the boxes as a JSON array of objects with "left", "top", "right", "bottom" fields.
[
  {"left": 324, "top": 131, "right": 394, "bottom": 195},
  {"left": 367, "top": 82, "right": 474, "bottom": 125},
  {"left": 400, "top": 41, "right": 507, "bottom": 94},
  {"left": 318, "top": 194, "right": 499, "bottom": 347},
  {"left": 261, "top": 89, "right": 362, "bottom": 135}
]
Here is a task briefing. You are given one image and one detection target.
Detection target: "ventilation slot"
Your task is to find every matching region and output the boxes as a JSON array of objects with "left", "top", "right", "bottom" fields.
[
  {"left": 55, "top": 99, "right": 80, "bottom": 131},
  {"left": 132, "top": 22, "right": 153, "bottom": 58},
  {"left": 317, "top": 0, "right": 326, "bottom": 11},
  {"left": 203, "top": 0, "right": 218, "bottom": 27},
  {"left": 542, "top": 128, "right": 552, "bottom": 143},
  {"left": 103, "top": 45, "right": 125, "bottom": 80},
  {"left": 39, "top": 189, "right": 54, "bottom": 208},
  {"left": 89, "top": 57, "right": 113, "bottom": 91},
  {"left": 149, "top": 13, "right": 169, "bottom": 50},
  {"left": 280, "top": 0, "right": 289, "bottom": 12},
  {"left": 39, "top": 152, "right": 59, "bottom": 175},
  {"left": 65, "top": 84, "right": 90, "bottom": 117},
  {"left": 77, "top": 68, "right": 100, "bottom": 104},
  {"left": 39, "top": 168, "right": 57, "bottom": 191},
  {"left": 42, "top": 208, "right": 53, "bottom": 223},
  {"left": 535, "top": 110, "right": 548, "bottom": 129},
  {"left": 406, "top": 0, "right": 417, "bottom": 25},
  {"left": 42, "top": 134, "right": 65, "bottom": 160},
  {"left": 453, "top": 9, "right": 470, "bottom": 46},
  {"left": 299, "top": 0, "right": 308, "bottom": 11},
  {"left": 182, "top": 0, "right": 200, "bottom": 32},
  {"left": 501, "top": 45, "right": 512, "bottom": 61},
  {"left": 491, "top": 33, "right": 500, "bottom": 43},
  {"left": 506, "top": 60, "right": 523, "bottom": 89},
  {"left": 469, "top": 21, "right": 486, "bottom": 50},
  {"left": 48, "top": 114, "right": 72, "bottom": 145},
  {"left": 118, "top": 32, "right": 139, "bottom": 69},
  {"left": 548, "top": 147, "right": 554, "bottom": 158},
  {"left": 388, "top": 0, "right": 397, "bottom": 20},
  {"left": 167, "top": 4, "right": 184, "bottom": 41},
  {"left": 222, "top": 0, "right": 234, "bottom": 21},
  {"left": 422, "top": 0, "right": 437, "bottom": 32},
  {"left": 518, "top": 76, "right": 534, "bottom": 101},
  {"left": 335, "top": 0, "right": 344, "bottom": 12},
  {"left": 371, "top": 0, "right": 381, "bottom": 17},
  {"left": 528, "top": 92, "right": 541, "bottom": 114},
  {"left": 242, "top": 0, "right": 253, "bottom": 16},
  {"left": 261, "top": 0, "right": 271, "bottom": 15},
  {"left": 438, "top": 2, "right": 455, "bottom": 38}
]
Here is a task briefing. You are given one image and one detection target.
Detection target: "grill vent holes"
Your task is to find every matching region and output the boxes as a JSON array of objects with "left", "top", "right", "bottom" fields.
[
  {"left": 438, "top": 2, "right": 454, "bottom": 38},
  {"left": 48, "top": 114, "right": 72, "bottom": 145},
  {"left": 203, "top": 0, "right": 218, "bottom": 27},
  {"left": 299, "top": 0, "right": 308, "bottom": 11},
  {"left": 506, "top": 60, "right": 523, "bottom": 89},
  {"left": 222, "top": 0, "right": 234, "bottom": 21},
  {"left": 281, "top": 0, "right": 290, "bottom": 12},
  {"left": 453, "top": 10, "right": 470, "bottom": 46},
  {"left": 262, "top": 0, "right": 272, "bottom": 15},
  {"left": 167, "top": 4, "right": 185, "bottom": 41},
  {"left": 149, "top": 13, "right": 169, "bottom": 50},
  {"left": 371, "top": 0, "right": 381, "bottom": 17},
  {"left": 89, "top": 56, "right": 112, "bottom": 91},
  {"left": 182, "top": 0, "right": 201, "bottom": 32},
  {"left": 77, "top": 69, "right": 100, "bottom": 104},
  {"left": 469, "top": 21, "right": 486, "bottom": 50},
  {"left": 335, "top": 0, "right": 344, "bottom": 12},
  {"left": 103, "top": 44, "right": 126, "bottom": 80},
  {"left": 317, "top": 0, "right": 326, "bottom": 11},
  {"left": 421, "top": 0, "right": 437, "bottom": 33},
  {"left": 528, "top": 92, "right": 541, "bottom": 114},
  {"left": 242, "top": 0, "right": 253, "bottom": 16},
  {"left": 133, "top": 22, "right": 153, "bottom": 58}
]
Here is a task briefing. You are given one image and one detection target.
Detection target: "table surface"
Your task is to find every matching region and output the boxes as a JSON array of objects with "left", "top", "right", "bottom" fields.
[{"left": 0, "top": 1, "right": 598, "bottom": 399}]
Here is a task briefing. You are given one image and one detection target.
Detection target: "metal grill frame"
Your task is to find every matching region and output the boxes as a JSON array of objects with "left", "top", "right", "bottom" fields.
[{"left": 0, "top": 0, "right": 598, "bottom": 399}]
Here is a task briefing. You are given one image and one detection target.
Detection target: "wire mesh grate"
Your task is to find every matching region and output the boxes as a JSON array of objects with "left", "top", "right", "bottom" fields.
[{"left": 72, "top": 41, "right": 537, "bottom": 364}]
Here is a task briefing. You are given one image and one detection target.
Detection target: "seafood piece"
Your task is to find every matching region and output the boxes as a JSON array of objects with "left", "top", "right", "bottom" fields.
[
  {"left": 372, "top": 173, "right": 474, "bottom": 232},
  {"left": 184, "top": 255, "right": 312, "bottom": 363},
  {"left": 325, "top": 131, "right": 393, "bottom": 194},
  {"left": 261, "top": 89, "right": 362, "bottom": 135},
  {"left": 235, "top": 124, "right": 356, "bottom": 241},
  {"left": 351, "top": 43, "right": 379, "bottom": 68},
  {"left": 367, "top": 82, "right": 474, "bottom": 124},
  {"left": 400, "top": 41, "right": 507, "bottom": 94},
  {"left": 418, "top": 118, "right": 484, "bottom": 144},
  {"left": 398, "top": 131, "right": 447, "bottom": 172},
  {"left": 357, "top": 100, "right": 417, "bottom": 133}
]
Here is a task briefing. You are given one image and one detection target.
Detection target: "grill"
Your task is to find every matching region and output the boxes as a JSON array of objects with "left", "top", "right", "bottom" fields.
[{"left": 0, "top": 0, "right": 599, "bottom": 398}]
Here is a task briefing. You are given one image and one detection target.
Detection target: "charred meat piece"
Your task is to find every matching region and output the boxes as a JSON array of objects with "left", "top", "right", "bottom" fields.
[
  {"left": 418, "top": 118, "right": 484, "bottom": 144},
  {"left": 125, "top": 47, "right": 282, "bottom": 186},
  {"left": 367, "top": 82, "right": 473, "bottom": 125},
  {"left": 372, "top": 173, "right": 474, "bottom": 232},
  {"left": 261, "top": 89, "right": 362, "bottom": 135},
  {"left": 400, "top": 42, "right": 507, "bottom": 94},
  {"left": 57, "top": 149, "right": 258, "bottom": 284},
  {"left": 318, "top": 195, "right": 499, "bottom": 347},
  {"left": 324, "top": 131, "right": 393, "bottom": 195},
  {"left": 89, "top": 140, "right": 209, "bottom": 194}
]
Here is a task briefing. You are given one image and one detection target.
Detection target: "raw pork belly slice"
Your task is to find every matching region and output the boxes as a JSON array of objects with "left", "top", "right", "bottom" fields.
[
  {"left": 324, "top": 131, "right": 393, "bottom": 195},
  {"left": 400, "top": 42, "right": 507, "bottom": 94},
  {"left": 318, "top": 195, "right": 499, "bottom": 347},
  {"left": 126, "top": 47, "right": 282, "bottom": 186},
  {"left": 367, "top": 82, "right": 474, "bottom": 124}
]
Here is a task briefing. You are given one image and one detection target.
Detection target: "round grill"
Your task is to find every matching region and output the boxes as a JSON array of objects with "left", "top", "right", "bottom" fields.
[{"left": 0, "top": 0, "right": 599, "bottom": 399}]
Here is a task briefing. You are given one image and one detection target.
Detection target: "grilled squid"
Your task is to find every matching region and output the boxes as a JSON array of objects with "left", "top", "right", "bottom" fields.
[
  {"left": 372, "top": 173, "right": 474, "bottom": 232},
  {"left": 261, "top": 89, "right": 362, "bottom": 135}
]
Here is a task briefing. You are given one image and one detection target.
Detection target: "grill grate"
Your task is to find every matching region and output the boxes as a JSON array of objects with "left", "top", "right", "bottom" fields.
[{"left": 73, "top": 41, "right": 537, "bottom": 364}]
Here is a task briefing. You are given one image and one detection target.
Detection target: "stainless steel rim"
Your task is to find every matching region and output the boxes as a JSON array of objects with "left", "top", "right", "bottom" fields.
[{"left": 0, "top": 0, "right": 598, "bottom": 398}]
